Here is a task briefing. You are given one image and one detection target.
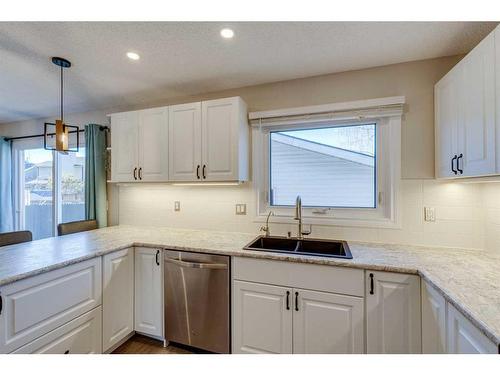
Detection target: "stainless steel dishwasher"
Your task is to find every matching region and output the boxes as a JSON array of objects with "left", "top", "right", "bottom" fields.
[{"left": 164, "top": 249, "right": 230, "bottom": 353}]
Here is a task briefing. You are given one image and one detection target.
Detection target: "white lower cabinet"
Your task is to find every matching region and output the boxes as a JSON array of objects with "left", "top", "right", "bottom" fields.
[
  {"left": 12, "top": 307, "right": 102, "bottom": 354},
  {"left": 421, "top": 280, "right": 447, "bottom": 353},
  {"left": 293, "top": 288, "right": 364, "bottom": 354},
  {"left": 232, "top": 280, "right": 363, "bottom": 354},
  {"left": 233, "top": 281, "right": 292, "bottom": 354},
  {"left": 366, "top": 271, "right": 421, "bottom": 354},
  {"left": 134, "top": 247, "right": 163, "bottom": 339},
  {"left": 0, "top": 258, "right": 102, "bottom": 354},
  {"left": 102, "top": 248, "right": 134, "bottom": 352},
  {"left": 447, "top": 304, "right": 497, "bottom": 354}
]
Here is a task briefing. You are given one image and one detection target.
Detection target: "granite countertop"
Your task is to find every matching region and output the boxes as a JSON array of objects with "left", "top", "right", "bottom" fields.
[{"left": 0, "top": 225, "right": 499, "bottom": 349}]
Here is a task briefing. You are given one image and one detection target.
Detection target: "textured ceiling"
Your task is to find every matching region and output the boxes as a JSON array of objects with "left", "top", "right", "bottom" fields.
[{"left": 0, "top": 21, "right": 497, "bottom": 123}]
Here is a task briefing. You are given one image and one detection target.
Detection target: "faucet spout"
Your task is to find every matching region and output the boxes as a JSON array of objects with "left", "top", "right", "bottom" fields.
[{"left": 294, "top": 195, "right": 303, "bottom": 239}]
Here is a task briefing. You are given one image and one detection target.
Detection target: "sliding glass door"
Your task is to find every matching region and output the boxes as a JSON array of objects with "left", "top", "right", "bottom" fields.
[
  {"left": 13, "top": 139, "right": 86, "bottom": 240},
  {"left": 21, "top": 148, "right": 54, "bottom": 240}
]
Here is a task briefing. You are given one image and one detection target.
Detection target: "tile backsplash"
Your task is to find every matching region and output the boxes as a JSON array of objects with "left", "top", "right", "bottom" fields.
[{"left": 118, "top": 179, "right": 499, "bottom": 251}]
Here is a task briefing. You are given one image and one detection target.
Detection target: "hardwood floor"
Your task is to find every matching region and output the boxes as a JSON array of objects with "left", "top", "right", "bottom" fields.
[{"left": 112, "top": 334, "right": 193, "bottom": 354}]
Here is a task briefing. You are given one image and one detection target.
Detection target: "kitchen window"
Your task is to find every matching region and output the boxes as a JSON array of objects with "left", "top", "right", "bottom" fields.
[
  {"left": 269, "top": 124, "right": 376, "bottom": 208},
  {"left": 12, "top": 138, "right": 86, "bottom": 240},
  {"left": 251, "top": 97, "right": 404, "bottom": 228}
]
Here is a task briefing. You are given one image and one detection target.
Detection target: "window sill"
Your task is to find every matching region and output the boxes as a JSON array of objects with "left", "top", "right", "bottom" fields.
[{"left": 253, "top": 213, "right": 402, "bottom": 229}]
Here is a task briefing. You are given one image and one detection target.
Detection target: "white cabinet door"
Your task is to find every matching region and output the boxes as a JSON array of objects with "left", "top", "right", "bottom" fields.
[
  {"left": 111, "top": 111, "right": 140, "bottom": 182},
  {"left": 138, "top": 107, "right": 169, "bottom": 181},
  {"left": 366, "top": 271, "right": 421, "bottom": 353},
  {"left": 168, "top": 102, "right": 202, "bottom": 181},
  {"left": 102, "top": 248, "right": 134, "bottom": 352},
  {"left": 435, "top": 69, "right": 460, "bottom": 178},
  {"left": 459, "top": 33, "right": 496, "bottom": 177},
  {"left": 0, "top": 258, "right": 102, "bottom": 354},
  {"left": 421, "top": 280, "right": 447, "bottom": 353},
  {"left": 293, "top": 288, "right": 364, "bottom": 354},
  {"left": 447, "top": 304, "right": 497, "bottom": 354},
  {"left": 12, "top": 307, "right": 102, "bottom": 354},
  {"left": 233, "top": 280, "right": 292, "bottom": 354},
  {"left": 201, "top": 97, "right": 241, "bottom": 181},
  {"left": 134, "top": 247, "right": 163, "bottom": 339}
]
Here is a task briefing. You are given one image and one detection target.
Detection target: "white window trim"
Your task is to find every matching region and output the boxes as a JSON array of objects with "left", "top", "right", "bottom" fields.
[{"left": 250, "top": 96, "right": 404, "bottom": 229}]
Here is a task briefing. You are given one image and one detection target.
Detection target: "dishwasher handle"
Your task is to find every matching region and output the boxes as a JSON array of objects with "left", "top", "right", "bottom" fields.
[{"left": 164, "top": 257, "right": 228, "bottom": 270}]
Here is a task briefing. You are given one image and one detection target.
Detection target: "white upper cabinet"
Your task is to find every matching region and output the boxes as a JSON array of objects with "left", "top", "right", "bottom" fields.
[
  {"left": 435, "top": 27, "right": 497, "bottom": 178},
  {"left": 366, "top": 271, "right": 421, "bottom": 354},
  {"left": 459, "top": 34, "right": 496, "bottom": 177},
  {"left": 111, "top": 107, "right": 168, "bottom": 182},
  {"left": 168, "top": 102, "right": 203, "bottom": 181},
  {"left": 111, "top": 111, "right": 140, "bottom": 182},
  {"left": 202, "top": 97, "right": 249, "bottom": 181},
  {"left": 111, "top": 96, "right": 249, "bottom": 183},
  {"left": 169, "top": 97, "right": 249, "bottom": 182},
  {"left": 435, "top": 68, "right": 460, "bottom": 178},
  {"left": 138, "top": 107, "right": 169, "bottom": 181}
]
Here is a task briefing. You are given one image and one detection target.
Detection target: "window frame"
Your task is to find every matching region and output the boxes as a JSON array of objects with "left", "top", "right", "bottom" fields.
[{"left": 252, "top": 102, "right": 402, "bottom": 229}]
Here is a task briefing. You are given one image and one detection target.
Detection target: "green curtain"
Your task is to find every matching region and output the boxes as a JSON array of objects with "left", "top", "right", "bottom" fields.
[
  {"left": 0, "top": 137, "right": 14, "bottom": 232},
  {"left": 85, "top": 124, "right": 107, "bottom": 228}
]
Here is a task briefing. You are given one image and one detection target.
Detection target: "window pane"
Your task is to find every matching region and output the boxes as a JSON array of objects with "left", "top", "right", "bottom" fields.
[
  {"left": 270, "top": 124, "right": 376, "bottom": 208},
  {"left": 60, "top": 148, "right": 86, "bottom": 223},
  {"left": 23, "top": 148, "right": 53, "bottom": 240}
]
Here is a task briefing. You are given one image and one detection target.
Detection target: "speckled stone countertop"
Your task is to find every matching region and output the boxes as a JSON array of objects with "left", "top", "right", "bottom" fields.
[{"left": 1, "top": 225, "right": 499, "bottom": 349}]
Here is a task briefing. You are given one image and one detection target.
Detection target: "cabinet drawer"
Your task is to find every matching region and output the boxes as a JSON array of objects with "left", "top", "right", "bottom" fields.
[
  {"left": 0, "top": 258, "right": 102, "bottom": 353},
  {"left": 232, "top": 257, "right": 364, "bottom": 297},
  {"left": 12, "top": 307, "right": 102, "bottom": 354}
]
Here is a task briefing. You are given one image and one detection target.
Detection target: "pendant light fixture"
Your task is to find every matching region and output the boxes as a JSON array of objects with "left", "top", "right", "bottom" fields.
[{"left": 44, "top": 57, "right": 79, "bottom": 153}]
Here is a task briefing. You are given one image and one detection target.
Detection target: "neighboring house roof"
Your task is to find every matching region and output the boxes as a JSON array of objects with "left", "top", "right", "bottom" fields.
[{"left": 271, "top": 133, "right": 374, "bottom": 167}]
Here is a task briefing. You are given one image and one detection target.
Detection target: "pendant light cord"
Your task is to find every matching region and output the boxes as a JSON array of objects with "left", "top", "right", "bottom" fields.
[{"left": 60, "top": 65, "right": 63, "bottom": 122}]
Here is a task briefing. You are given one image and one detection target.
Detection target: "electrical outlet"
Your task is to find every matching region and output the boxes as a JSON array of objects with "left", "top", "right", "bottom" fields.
[
  {"left": 235, "top": 204, "right": 247, "bottom": 215},
  {"left": 174, "top": 201, "right": 181, "bottom": 212},
  {"left": 424, "top": 207, "right": 435, "bottom": 222}
]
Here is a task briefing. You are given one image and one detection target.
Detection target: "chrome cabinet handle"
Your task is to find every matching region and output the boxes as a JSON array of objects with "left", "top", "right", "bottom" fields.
[
  {"left": 457, "top": 153, "right": 463, "bottom": 175},
  {"left": 451, "top": 155, "right": 458, "bottom": 175},
  {"left": 133, "top": 167, "right": 138, "bottom": 180},
  {"left": 164, "top": 257, "right": 227, "bottom": 269}
]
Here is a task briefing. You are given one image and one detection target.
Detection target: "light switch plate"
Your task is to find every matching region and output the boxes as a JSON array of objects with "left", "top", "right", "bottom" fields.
[
  {"left": 235, "top": 204, "right": 247, "bottom": 215},
  {"left": 424, "top": 207, "right": 435, "bottom": 222},
  {"left": 174, "top": 201, "right": 181, "bottom": 211}
]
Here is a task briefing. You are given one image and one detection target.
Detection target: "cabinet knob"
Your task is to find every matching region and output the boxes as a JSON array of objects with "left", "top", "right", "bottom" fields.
[{"left": 64, "top": 350, "right": 70, "bottom": 354}]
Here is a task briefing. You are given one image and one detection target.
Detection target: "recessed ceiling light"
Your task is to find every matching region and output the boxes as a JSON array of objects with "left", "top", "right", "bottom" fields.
[
  {"left": 126, "top": 52, "right": 140, "bottom": 61},
  {"left": 220, "top": 28, "right": 234, "bottom": 39}
]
